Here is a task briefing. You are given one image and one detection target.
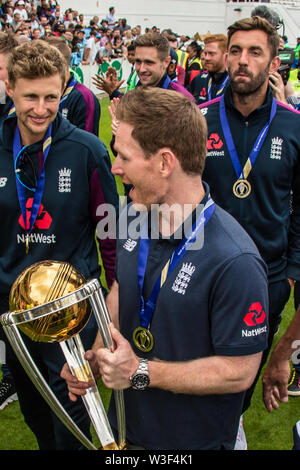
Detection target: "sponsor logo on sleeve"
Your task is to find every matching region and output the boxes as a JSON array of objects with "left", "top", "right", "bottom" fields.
[{"left": 242, "top": 302, "right": 267, "bottom": 338}]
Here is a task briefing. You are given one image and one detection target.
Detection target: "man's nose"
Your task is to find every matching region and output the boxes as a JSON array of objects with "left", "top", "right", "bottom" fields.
[
  {"left": 111, "top": 155, "right": 123, "bottom": 176},
  {"left": 33, "top": 99, "right": 47, "bottom": 115},
  {"left": 239, "top": 49, "right": 249, "bottom": 65}
]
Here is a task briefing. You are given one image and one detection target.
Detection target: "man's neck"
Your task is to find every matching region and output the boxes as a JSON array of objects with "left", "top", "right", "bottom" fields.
[
  {"left": 231, "top": 83, "right": 268, "bottom": 117},
  {"left": 158, "top": 177, "right": 205, "bottom": 236}
]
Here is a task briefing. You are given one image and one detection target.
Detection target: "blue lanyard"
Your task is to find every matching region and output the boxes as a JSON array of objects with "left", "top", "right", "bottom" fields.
[
  {"left": 161, "top": 75, "right": 171, "bottom": 89},
  {"left": 219, "top": 95, "right": 277, "bottom": 180},
  {"left": 137, "top": 197, "right": 215, "bottom": 328},
  {"left": 208, "top": 74, "right": 229, "bottom": 101},
  {"left": 59, "top": 75, "right": 77, "bottom": 109},
  {"left": 14, "top": 124, "right": 52, "bottom": 241}
]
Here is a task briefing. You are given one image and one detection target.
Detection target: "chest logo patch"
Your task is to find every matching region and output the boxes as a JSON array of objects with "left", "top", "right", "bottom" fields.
[
  {"left": 270, "top": 137, "right": 283, "bottom": 160},
  {"left": 207, "top": 133, "right": 223, "bottom": 150},
  {"left": 58, "top": 168, "right": 72, "bottom": 193},
  {"left": 171, "top": 262, "right": 195, "bottom": 296}
]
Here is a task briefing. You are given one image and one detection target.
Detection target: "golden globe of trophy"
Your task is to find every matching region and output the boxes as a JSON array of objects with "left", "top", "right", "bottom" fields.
[{"left": 0, "top": 260, "right": 126, "bottom": 450}]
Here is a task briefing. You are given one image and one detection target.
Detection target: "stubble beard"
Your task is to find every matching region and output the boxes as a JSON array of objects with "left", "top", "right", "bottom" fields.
[{"left": 229, "top": 65, "right": 270, "bottom": 102}]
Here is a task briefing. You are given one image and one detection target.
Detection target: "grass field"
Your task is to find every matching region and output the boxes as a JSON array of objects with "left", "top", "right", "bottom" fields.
[{"left": 0, "top": 97, "right": 299, "bottom": 451}]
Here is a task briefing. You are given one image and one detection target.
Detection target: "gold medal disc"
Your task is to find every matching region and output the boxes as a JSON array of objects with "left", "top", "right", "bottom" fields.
[
  {"left": 133, "top": 326, "right": 154, "bottom": 352},
  {"left": 233, "top": 179, "right": 251, "bottom": 199}
]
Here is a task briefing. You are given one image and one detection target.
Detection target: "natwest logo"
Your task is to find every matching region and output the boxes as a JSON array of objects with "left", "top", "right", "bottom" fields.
[
  {"left": 243, "top": 302, "right": 266, "bottom": 327},
  {"left": 207, "top": 133, "right": 223, "bottom": 150},
  {"left": 19, "top": 198, "right": 52, "bottom": 230}
]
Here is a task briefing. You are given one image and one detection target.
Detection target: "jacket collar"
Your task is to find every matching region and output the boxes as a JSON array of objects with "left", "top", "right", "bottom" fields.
[{"left": 224, "top": 84, "right": 274, "bottom": 120}]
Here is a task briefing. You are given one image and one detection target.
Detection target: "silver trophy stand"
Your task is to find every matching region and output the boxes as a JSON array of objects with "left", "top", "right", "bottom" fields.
[{"left": 1, "top": 277, "right": 126, "bottom": 450}]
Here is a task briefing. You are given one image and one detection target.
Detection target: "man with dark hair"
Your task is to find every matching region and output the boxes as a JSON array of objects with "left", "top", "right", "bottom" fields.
[
  {"left": 199, "top": 16, "right": 300, "bottom": 417},
  {"left": 0, "top": 39, "right": 118, "bottom": 449},
  {"left": 93, "top": 33, "right": 194, "bottom": 100},
  {"left": 44, "top": 37, "right": 101, "bottom": 136},
  {"left": 62, "top": 86, "right": 269, "bottom": 450},
  {"left": 189, "top": 34, "right": 228, "bottom": 104}
]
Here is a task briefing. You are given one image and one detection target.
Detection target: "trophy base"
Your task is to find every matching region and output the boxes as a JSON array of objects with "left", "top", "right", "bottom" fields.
[{"left": 100, "top": 441, "right": 121, "bottom": 450}]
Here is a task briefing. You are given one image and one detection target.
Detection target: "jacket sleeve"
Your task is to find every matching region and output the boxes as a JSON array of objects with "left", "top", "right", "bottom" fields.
[
  {"left": 67, "top": 86, "right": 101, "bottom": 136},
  {"left": 287, "top": 155, "right": 300, "bottom": 281}
]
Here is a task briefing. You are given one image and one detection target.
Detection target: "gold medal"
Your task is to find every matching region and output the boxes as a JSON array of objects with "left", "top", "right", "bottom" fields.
[
  {"left": 133, "top": 326, "right": 154, "bottom": 352},
  {"left": 233, "top": 179, "right": 251, "bottom": 199}
]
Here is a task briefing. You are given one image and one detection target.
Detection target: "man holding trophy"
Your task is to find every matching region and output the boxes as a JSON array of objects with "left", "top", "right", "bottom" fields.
[
  {"left": 62, "top": 87, "right": 269, "bottom": 450},
  {"left": 0, "top": 40, "right": 119, "bottom": 449}
]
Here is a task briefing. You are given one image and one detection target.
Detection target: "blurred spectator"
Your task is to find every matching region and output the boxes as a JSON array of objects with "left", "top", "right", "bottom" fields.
[
  {"left": 11, "top": 12, "right": 23, "bottom": 32},
  {"left": 112, "top": 35, "right": 124, "bottom": 57},
  {"left": 53, "top": 4, "right": 63, "bottom": 23},
  {"left": 13, "top": 1, "right": 28, "bottom": 21},
  {"left": 64, "top": 11, "right": 76, "bottom": 29},
  {"left": 77, "top": 13, "right": 86, "bottom": 28},
  {"left": 29, "top": 11, "right": 39, "bottom": 30},
  {"left": 116, "top": 18, "right": 130, "bottom": 36},
  {"left": 4, "top": 6, "right": 14, "bottom": 24},
  {"left": 185, "top": 40, "right": 202, "bottom": 87},
  {"left": 96, "top": 40, "right": 113, "bottom": 63},
  {"left": 123, "top": 28, "right": 132, "bottom": 44},
  {"left": 31, "top": 27, "right": 41, "bottom": 40},
  {"left": 82, "top": 29, "right": 101, "bottom": 64},
  {"left": 106, "top": 6, "right": 117, "bottom": 28},
  {"left": 74, "top": 28, "right": 86, "bottom": 60},
  {"left": 100, "top": 27, "right": 109, "bottom": 47}
]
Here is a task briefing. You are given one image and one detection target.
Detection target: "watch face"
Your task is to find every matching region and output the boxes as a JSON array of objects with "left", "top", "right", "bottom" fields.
[{"left": 131, "top": 373, "right": 150, "bottom": 390}]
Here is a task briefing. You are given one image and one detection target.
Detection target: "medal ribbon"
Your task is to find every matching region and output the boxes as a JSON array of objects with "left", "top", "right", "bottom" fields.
[
  {"left": 161, "top": 75, "right": 171, "bottom": 89},
  {"left": 8, "top": 105, "right": 15, "bottom": 116},
  {"left": 219, "top": 94, "right": 277, "bottom": 180},
  {"left": 14, "top": 124, "right": 52, "bottom": 240},
  {"left": 59, "top": 75, "right": 77, "bottom": 109},
  {"left": 208, "top": 74, "right": 229, "bottom": 101},
  {"left": 137, "top": 197, "right": 215, "bottom": 328}
]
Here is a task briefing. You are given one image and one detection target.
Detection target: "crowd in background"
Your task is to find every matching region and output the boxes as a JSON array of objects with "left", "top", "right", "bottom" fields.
[
  {"left": 1, "top": 1, "right": 300, "bottom": 93},
  {"left": 0, "top": 1, "right": 201, "bottom": 74}
]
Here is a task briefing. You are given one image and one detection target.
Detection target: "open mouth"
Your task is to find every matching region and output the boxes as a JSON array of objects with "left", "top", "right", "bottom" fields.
[
  {"left": 128, "top": 184, "right": 135, "bottom": 197},
  {"left": 124, "top": 183, "right": 135, "bottom": 197}
]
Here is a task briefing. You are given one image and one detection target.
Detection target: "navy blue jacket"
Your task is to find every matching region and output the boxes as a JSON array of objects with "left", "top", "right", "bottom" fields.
[
  {"left": 0, "top": 113, "right": 118, "bottom": 294},
  {"left": 59, "top": 72, "right": 101, "bottom": 136},
  {"left": 189, "top": 69, "right": 229, "bottom": 105},
  {"left": 200, "top": 86, "right": 300, "bottom": 281}
]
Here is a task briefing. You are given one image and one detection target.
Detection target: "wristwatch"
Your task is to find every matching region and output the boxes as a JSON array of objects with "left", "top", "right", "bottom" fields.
[{"left": 130, "top": 358, "right": 150, "bottom": 390}]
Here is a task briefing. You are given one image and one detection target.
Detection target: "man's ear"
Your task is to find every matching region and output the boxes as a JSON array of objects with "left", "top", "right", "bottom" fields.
[
  {"left": 5, "top": 80, "right": 13, "bottom": 99},
  {"left": 270, "top": 55, "right": 281, "bottom": 74},
  {"left": 158, "top": 148, "right": 176, "bottom": 177},
  {"left": 224, "top": 52, "right": 228, "bottom": 70},
  {"left": 164, "top": 55, "right": 171, "bottom": 70}
]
